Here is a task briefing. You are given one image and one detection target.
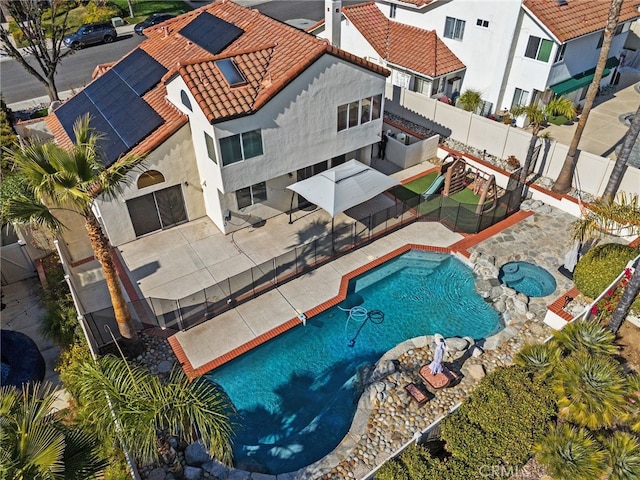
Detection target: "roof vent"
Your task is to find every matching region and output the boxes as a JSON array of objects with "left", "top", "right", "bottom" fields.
[{"left": 557, "top": 0, "right": 568, "bottom": 5}]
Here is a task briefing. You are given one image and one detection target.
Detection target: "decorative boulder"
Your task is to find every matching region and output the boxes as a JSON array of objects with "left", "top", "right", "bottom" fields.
[{"left": 147, "top": 468, "right": 167, "bottom": 480}]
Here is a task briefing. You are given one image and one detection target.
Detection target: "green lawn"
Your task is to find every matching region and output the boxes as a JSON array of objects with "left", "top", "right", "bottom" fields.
[
  {"left": 390, "top": 172, "right": 439, "bottom": 201},
  {"left": 112, "top": 1, "right": 192, "bottom": 23}
]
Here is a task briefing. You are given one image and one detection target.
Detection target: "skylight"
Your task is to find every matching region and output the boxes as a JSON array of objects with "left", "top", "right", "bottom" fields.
[{"left": 216, "top": 59, "right": 247, "bottom": 87}]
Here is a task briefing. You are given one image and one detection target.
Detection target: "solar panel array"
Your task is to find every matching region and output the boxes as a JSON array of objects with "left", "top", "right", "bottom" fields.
[
  {"left": 56, "top": 48, "right": 167, "bottom": 165},
  {"left": 179, "top": 12, "right": 243, "bottom": 56}
]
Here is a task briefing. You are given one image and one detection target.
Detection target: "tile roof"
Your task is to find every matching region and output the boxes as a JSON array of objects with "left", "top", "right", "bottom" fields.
[
  {"left": 342, "top": 2, "right": 465, "bottom": 77},
  {"left": 49, "top": 1, "right": 388, "bottom": 157},
  {"left": 524, "top": 0, "right": 640, "bottom": 42},
  {"left": 393, "top": 0, "right": 435, "bottom": 6}
]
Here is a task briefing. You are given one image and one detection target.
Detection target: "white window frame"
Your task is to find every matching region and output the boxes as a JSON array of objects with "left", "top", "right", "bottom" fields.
[
  {"left": 511, "top": 88, "right": 529, "bottom": 109},
  {"left": 219, "top": 129, "right": 263, "bottom": 167},
  {"left": 444, "top": 17, "right": 465, "bottom": 41},
  {"left": 236, "top": 182, "right": 267, "bottom": 209},
  {"left": 554, "top": 43, "right": 567, "bottom": 63}
]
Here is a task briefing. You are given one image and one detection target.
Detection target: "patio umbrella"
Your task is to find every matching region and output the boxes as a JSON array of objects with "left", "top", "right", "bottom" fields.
[
  {"left": 563, "top": 240, "right": 580, "bottom": 272},
  {"left": 429, "top": 338, "right": 446, "bottom": 375}
]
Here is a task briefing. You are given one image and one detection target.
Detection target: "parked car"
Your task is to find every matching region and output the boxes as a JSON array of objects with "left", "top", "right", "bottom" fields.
[
  {"left": 63, "top": 22, "right": 117, "bottom": 49},
  {"left": 134, "top": 13, "right": 176, "bottom": 36}
]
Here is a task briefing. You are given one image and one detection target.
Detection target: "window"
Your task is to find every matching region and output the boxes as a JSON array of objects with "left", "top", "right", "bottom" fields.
[
  {"left": 236, "top": 182, "right": 267, "bottom": 209},
  {"left": 413, "top": 76, "right": 431, "bottom": 95},
  {"left": 204, "top": 132, "right": 217, "bottom": 164},
  {"left": 389, "top": 4, "right": 397, "bottom": 19},
  {"left": 337, "top": 95, "right": 382, "bottom": 131},
  {"left": 219, "top": 129, "right": 263, "bottom": 166},
  {"left": 511, "top": 88, "right": 529, "bottom": 109},
  {"left": 137, "top": 170, "right": 165, "bottom": 189},
  {"left": 444, "top": 17, "right": 465, "bottom": 40},
  {"left": 554, "top": 43, "right": 566, "bottom": 63},
  {"left": 180, "top": 90, "right": 192, "bottom": 111},
  {"left": 524, "top": 36, "right": 553, "bottom": 62},
  {"left": 337, "top": 104, "right": 348, "bottom": 131},
  {"left": 597, "top": 24, "right": 626, "bottom": 49},
  {"left": 360, "top": 97, "right": 371, "bottom": 123},
  {"left": 476, "top": 19, "right": 489, "bottom": 28},
  {"left": 372, "top": 94, "right": 382, "bottom": 120},
  {"left": 348, "top": 101, "right": 359, "bottom": 128}
]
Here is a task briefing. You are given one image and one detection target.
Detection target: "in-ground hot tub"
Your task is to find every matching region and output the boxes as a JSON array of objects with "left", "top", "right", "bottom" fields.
[{"left": 498, "top": 261, "right": 557, "bottom": 297}]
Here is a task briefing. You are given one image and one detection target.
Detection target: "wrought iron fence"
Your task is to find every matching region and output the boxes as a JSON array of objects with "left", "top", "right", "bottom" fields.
[{"left": 87, "top": 185, "right": 523, "bottom": 350}]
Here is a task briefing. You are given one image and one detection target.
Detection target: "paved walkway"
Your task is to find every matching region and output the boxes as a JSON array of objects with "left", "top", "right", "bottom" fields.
[{"left": 542, "top": 68, "right": 640, "bottom": 162}]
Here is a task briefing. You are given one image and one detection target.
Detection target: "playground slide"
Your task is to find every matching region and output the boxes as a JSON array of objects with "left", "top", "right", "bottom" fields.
[{"left": 422, "top": 174, "right": 445, "bottom": 197}]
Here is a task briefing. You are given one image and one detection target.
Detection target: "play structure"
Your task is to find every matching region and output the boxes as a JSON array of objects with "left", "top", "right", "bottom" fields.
[{"left": 422, "top": 154, "right": 498, "bottom": 215}]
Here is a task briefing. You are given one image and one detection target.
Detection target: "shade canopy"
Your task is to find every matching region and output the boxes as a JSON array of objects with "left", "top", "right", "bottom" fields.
[{"left": 287, "top": 159, "right": 400, "bottom": 217}]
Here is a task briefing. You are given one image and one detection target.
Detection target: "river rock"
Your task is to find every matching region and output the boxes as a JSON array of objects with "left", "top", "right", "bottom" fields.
[
  {"left": 148, "top": 468, "right": 167, "bottom": 480},
  {"left": 202, "top": 461, "right": 227, "bottom": 478},
  {"left": 185, "top": 441, "right": 211, "bottom": 466},
  {"left": 464, "top": 364, "right": 486, "bottom": 381},
  {"left": 183, "top": 466, "right": 203, "bottom": 480},
  {"left": 445, "top": 337, "right": 470, "bottom": 352}
]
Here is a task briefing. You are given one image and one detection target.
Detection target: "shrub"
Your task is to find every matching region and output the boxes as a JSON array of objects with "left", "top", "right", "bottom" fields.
[
  {"left": 83, "top": 1, "right": 120, "bottom": 22},
  {"left": 440, "top": 366, "right": 556, "bottom": 468},
  {"left": 573, "top": 243, "right": 639, "bottom": 310}
]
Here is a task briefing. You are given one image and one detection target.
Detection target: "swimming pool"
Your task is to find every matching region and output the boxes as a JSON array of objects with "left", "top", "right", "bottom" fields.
[
  {"left": 206, "top": 250, "right": 501, "bottom": 475},
  {"left": 499, "top": 261, "right": 557, "bottom": 297}
]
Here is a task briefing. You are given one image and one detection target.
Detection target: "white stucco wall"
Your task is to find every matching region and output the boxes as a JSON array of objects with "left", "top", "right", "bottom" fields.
[
  {"left": 164, "top": 53, "right": 387, "bottom": 233},
  {"left": 95, "top": 124, "right": 205, "bottom": 246},
  {"left": 373, "top": 0, "right": 522, "bottom": 110}
]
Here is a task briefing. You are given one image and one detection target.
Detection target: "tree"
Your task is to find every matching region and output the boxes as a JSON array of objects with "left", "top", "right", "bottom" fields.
[
  {"left": 552, "top": 0, "right": 624, "bottom": 194},
  {"left": 511, "top": 97, "right": 575, "bottom": 185},
  {"left": 4, "top": 115, "right": 144, "bottom": 352},
  {"left": 572, "top": 193, "right": 640, "bottom": 333},
  {"left": 602, "top": 105, "right": 640, "bottom": 204},
  {"left": 456, "top": 89, "right": 483, "bottom": 113},
  {"left": 64, "top": 354, "right": 236, "bottom": 468},
  {"left": 0, "top": 0, "right": 74, "bottom": 103},
  {"left": 0, "top": 382, "right": 107, "bottom": 480}
]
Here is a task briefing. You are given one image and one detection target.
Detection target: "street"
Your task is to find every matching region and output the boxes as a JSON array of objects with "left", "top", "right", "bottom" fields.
[{"left": 0, "top": 1, "right": 366, "bottom": 106}]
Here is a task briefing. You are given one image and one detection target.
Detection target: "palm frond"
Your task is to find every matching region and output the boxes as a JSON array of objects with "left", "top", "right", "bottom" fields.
[
  {"left": 6, "top": 195, "right": 65, "bottom": 231},
  {"left": 573, "top": 193, "right": 640, "bottom": 241}
]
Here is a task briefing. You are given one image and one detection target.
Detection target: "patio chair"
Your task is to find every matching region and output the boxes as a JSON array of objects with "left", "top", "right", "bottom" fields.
[
  {"left": 419, "top": 364, "right": 454, "bottom": 389},
  {"left": 405, "top": 382, "right": 429, "bottom": 404}
]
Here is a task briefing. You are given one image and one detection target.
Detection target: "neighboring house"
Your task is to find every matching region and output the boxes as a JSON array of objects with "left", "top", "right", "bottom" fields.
[
  {"left": 46, "top": 1, "right": 389, "bottom": 255},
  {"left": 314, "top": 0, "right": 639, "bottom": 114}
]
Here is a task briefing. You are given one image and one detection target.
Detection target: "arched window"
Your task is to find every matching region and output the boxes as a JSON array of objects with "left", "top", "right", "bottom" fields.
[
  {"left": 137, "top": 170, "right": 165, "bottom": 189},
  {"left": 181, "top": 90, "right": 192, "bottom": 111}
]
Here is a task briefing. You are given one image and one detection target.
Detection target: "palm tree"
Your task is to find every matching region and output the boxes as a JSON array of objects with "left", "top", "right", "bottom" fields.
[
  {"left": 602, "top": 105, "right": 640, "bottom": 204},
  {"left": 456, "top": 89, "right": 483, "bottom": 112},
  {"left": 553, "top": 351, "right": 628, "bottom": 430},
  {"left": 534, "top": 423, "right": 606, "bottom": 480},
  {"left": 572, "top": 193, "right": 640, "bottom": 333},
  {"left": 552, "top": 0, "right": 624, "bottom": 194},
  {"left": 5, "top": 115, "right": 144, "bottom": 351},
  {"left": 0, "top": 382, "right": 107, "bottom": 480},
  {"left": 511, "top": 96, "right": 575, "bottom": 185},
  {"left": 604, "top": 432, "right": 640, "bottom": 480},
  {"left": 64, "top": 354, "right": 236, "bottom": 467}
]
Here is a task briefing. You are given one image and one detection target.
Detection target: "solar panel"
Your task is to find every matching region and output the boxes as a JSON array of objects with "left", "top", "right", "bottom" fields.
[
  {"left": 57, "top": 68, "right": 164, "bottom": 165},
  {"left": 216, "top": 59, "right": 246, "bottom": 87},
  {"left": 113, "top": 48, "right": 167, "bottom": 96},
  {"left": 179, "top": 12, "right": 243, "bottom": 56},
  {"left": 55, "top": 91, "right": 129, "bottom": 165}
]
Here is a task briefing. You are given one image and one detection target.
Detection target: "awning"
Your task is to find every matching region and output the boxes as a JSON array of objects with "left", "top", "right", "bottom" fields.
[
  {"left": 287, "top": 159, "right": 400, "bottom": 217},
  {"left": 550, "top": 57, "right": 620, "bottom": 96}
]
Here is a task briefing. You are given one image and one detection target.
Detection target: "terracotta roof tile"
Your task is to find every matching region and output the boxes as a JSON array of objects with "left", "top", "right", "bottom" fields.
[
  {"left": 49, "top": 1, "right": 388, "bottom": 159},
  {"left": 524, "top": 0, "right": 640, "bottom": 42},
  {"left": 343, "top": 3, "right": 465, "bottom": 77}
]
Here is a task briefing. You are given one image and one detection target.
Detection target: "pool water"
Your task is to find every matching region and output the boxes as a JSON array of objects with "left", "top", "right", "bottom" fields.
[
  {"left": 206, "top": 250, "right": 501, "bottom": 474},
  {"left": 498, "top": 261, "right": 557, "bottom": 297}
]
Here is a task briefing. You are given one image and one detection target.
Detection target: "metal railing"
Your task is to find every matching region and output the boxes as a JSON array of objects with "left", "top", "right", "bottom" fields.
[{"left": 85, "top": 185, "right": 523, "bottom": 350}]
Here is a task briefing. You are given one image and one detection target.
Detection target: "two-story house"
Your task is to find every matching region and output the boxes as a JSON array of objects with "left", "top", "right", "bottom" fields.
[
  {"left": 315, "top": 0, "right": 639, "bottom": 114},
  {"left": 46, "top": 1, "right": 389, "bottom": 255}
]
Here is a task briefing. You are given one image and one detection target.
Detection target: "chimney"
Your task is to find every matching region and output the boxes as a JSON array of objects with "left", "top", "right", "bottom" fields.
[{"left": 325, "top": 0, "right": 342, "bottom": 48}]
